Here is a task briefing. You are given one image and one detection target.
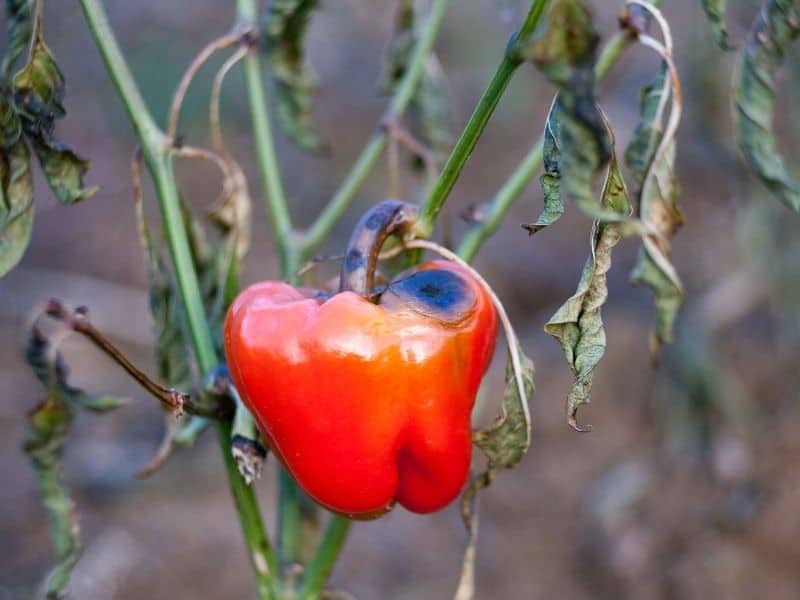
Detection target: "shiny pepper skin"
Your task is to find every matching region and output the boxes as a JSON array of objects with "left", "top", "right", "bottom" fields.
[{"left": 224, "top": 259, "right": 497, "bottom": 517}]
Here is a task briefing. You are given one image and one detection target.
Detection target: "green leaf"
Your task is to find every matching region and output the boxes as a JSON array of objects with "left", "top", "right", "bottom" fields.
[
  {"left": 0, "top": 107, "right": 34, "bottom": 278},
  {"left": 12, "top": 15, "right": 96, "bottom": 203},
  {"left": 1, "top": 0, "right": 34, "bottom": 77},
  {"left": 523, "top": 99, "right": 564, "bottom": 233},
  {"left": 545, "top": 148, "right": 630, "bottom": 430},
  {"left": 626, "top": 62, "right": 684, "bottom": 352},
  {"left": 525, "top": 0, "right": 623, "bottom": 223},
  {"left": 24, "top": 322, "right": 126, "bottom": 597},
  {"left": 733, "top": 0, "right": 800, "bottom": 212},
  {"left": 699, "top": 0, "right": 735, "bottom": 50},
  {"left": 262, "top": 0, "right": 323, "bottom": 151}
]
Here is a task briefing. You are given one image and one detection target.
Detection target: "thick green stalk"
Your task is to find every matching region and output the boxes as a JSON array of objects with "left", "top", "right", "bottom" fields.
[
  {"left": 415, "top": 0, "right": 551, "bottom": 236},
  {"left": 297, "top": 516, "right": 352, "bottom": 599},
  {"left": 237, "top": 0, "right": 294, "bottom": 274},
  {"left": 455, "top": 30, "right": 636, "bottom": 262},
  {"left": 299, "top": 0, "right": 452, "bottom": 258},
  {"left": 79, "top": 1, "right": 277, "bottom": 596}
]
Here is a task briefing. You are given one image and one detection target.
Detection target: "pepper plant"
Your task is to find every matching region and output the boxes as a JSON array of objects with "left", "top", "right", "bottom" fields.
[{"left": 3, "top": 0, "right": 799, "bottom": 598}]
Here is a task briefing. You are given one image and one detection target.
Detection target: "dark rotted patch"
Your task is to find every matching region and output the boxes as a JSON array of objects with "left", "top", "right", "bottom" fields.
[
  {"left": 344, "top": 248, "right": 365, "bottom": 273},
  {"left": 382, "top": 269, "right": 477, "bottom": 324}
]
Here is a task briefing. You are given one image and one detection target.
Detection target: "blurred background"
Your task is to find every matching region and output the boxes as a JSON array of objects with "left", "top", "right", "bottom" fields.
[{"left": 2, "top": 0, "right": 800, "bottom": 598}]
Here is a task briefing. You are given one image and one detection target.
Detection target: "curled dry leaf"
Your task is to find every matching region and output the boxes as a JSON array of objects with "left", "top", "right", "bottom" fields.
[
  {"left": 12, "top": 13, "right": 97, "bottom": 204},
  {"left": 0, "top": 97, "right": 34, "bottom": 277},
  {"left": 625, "top": 2, "right": 684, "bottom": 355},
  {"left": 733, "top": 0, "right": 800, "bottom": 212},
  {"left": 1, "top": 3, "right": 96, "bottom": 278},
  {"left": 524, "top": 0, "right": 626, "bottom": 223},
  {"left": 545, "top": 131, "right": 631, "bottom": 431},
  {"left": 523, "top": 98, "right": 564, "bottom": 234}
]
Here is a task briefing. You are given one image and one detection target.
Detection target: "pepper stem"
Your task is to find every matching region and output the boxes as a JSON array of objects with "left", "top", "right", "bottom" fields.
[{"left": 339, "top": 200, "right": 419, "bottom": 296}]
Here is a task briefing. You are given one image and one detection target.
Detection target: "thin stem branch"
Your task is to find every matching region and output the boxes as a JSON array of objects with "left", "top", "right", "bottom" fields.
[
  {"left": 297, "top": 516, "right": 352, "bottom": 600},
  {"left": 237, "top": 0, "right": 294, "bottom": 274},
  {"left": 299, "top": 0, "right": 452, "bottom": 258},
  {"left": 79, "top": 2, "right": 277, "bottom": 596},
  {"left": 415, "top": 0, "right": 551, "bottom": 237},
  {"left": 167, "top": 31, "right": 242, "bottom": 140},
  {"left": 210, "top": 45, "right": 249, "bottom": 161},
  {"left": 41, "top": 299, "right": 207, "bottom": 416}
]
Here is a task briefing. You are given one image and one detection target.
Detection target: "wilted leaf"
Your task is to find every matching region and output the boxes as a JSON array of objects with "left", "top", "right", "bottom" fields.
[
  {"left": 24, "top": 321, "right": 126, "bottom": 598},
  {"left": 31, "top": 138, "right": 97, "bottom": 203},
  {"left": 457, "top": 344, "right": 533, "bottom": 600},
  {"left": 2, "top": 0, "right": 34, "bottom": 77},
  {"left": 733, "top": 0, "right": 800, "bottom": 212},
  {"left": 625, "top": 66, "right": 668, "bottom": 196},
  {"left": 545, "top": 146, "right": 630, "bottom": 430},
  {"left": 12, "top": 14, "right": 96, "bottom": 203},
  {"left": 12, "top": 24, "right": 66, "bottom": 134},
  {"left": 700, "top": 0, "right": 735, "bottom": 50},
  {"left": 461, "top": 345, "right": 534, "bottom": 519},
  {"left": 0, "top": 89, "right": 22, "bottom": 144},
  {"left": 626, "top": 61, "right": 684, "bottom": 352},
  {"left": 524, "top": 0, "right": 624, "bottom": 222},
  {"left": 24, "top": 395, "right": 78, "bottom": 599},
  {"left": 523, "top": 99, "right": 563, "bottom": 233},
  {"left": 262, "top": 0, "right": 323, "bottom": 151},
  {"left": 0, "top": 98, "right": 34, "bottom": 278}
]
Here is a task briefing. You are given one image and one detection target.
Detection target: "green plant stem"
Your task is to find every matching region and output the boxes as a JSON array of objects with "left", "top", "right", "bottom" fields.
[
  {"left": 277, "top": 468, "right": 301, "bottom": 566},
  {"left": 79, "top": 2, "right": 277, "bottom": 596},
  {"left": 415, "top": 0, "right": 551, "bottom": 237},
  {"left": 217, "top": 421, "right": 281, "bottom": 593},
  {"left": 455, "top": 30, "right": 635, "bottom": 262},
  {"left": 299, "top": 0, "right": 452, "bottom": 259},
  {"left": 237, "top": 0, "right": 294, "bottom": 274},
  {"left": 297, "top": 516, "right": 352, "bottom": 599}
]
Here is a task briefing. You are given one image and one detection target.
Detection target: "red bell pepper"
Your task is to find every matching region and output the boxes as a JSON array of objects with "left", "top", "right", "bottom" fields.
[{"left": 224, "top": 201, "right": 497, "bottom": 517}]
